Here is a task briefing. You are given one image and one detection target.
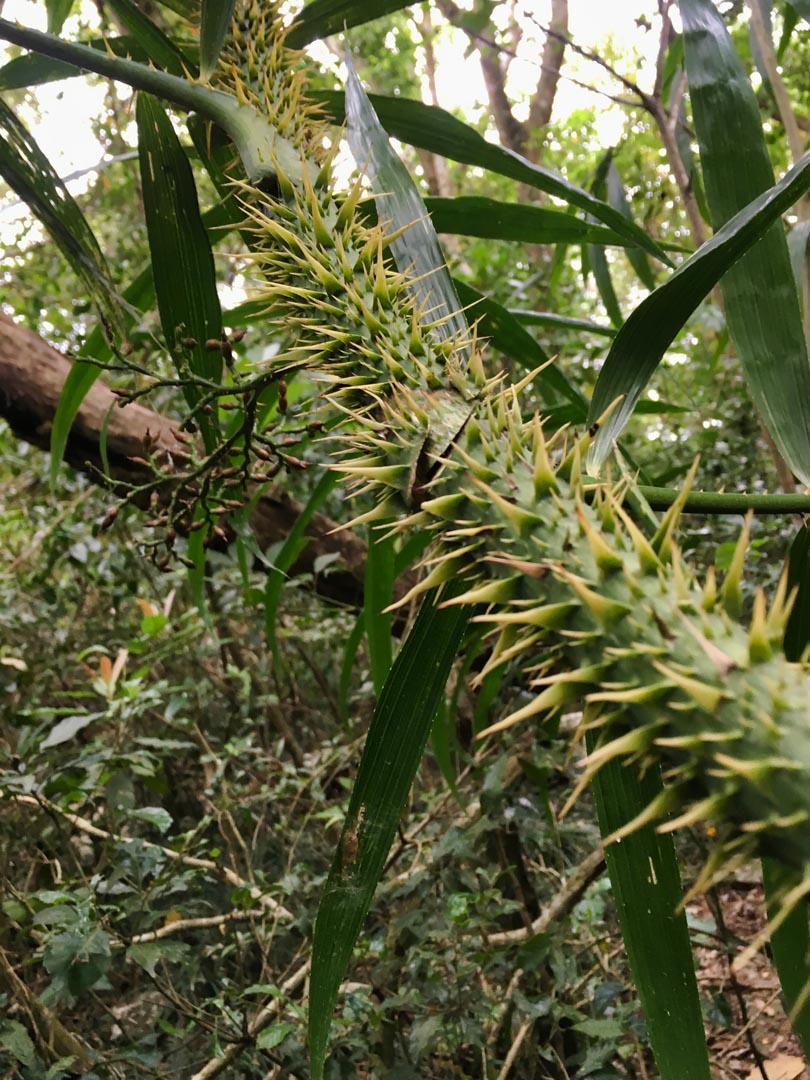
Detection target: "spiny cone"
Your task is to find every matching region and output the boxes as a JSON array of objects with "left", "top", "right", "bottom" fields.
[{"left": 210, "top": 2, "right": 810, "bottom": 879}]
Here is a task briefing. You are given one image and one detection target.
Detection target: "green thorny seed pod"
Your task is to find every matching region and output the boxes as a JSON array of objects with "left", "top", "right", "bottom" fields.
[{"left": 214, "top": 2, "right": 810, "bottom": 894}]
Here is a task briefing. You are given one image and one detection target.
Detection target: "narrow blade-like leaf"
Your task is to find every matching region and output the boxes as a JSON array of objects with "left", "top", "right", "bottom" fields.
[
  {"left": 762, "top": 858, "right": 810, "bottom": 1058},
  {"left": 591, "top": 742, "right": 711, "bottom": 1080},
  {"left": 344, "top": 49, "right": 468, "bottom": 353},
  {"left": 511, "top": 308, "right": 616, "bottom": 338},
  {"left": 778, "top": 4, "right": 802, "bottom": 59},
  {"left": 425, "top": 195, "right": 633, "bottom": 247},
  {"left": 606, "top": 161, "right": 657, "bottom": 290},
  {"left": 136, "top": 93, "right": 223, "bottom": 450},
  {"left": 680, "top": 0, "right": 810, "bottom": 485},
  {"left": 588, "top": 152, "right": 810, "bottom": 469},
  {"left": 364, "top": 526, "right": 394, "bottom": 697},
  {"left": 0, "top": 99, "right": 121, "bottom": 336},
  {"left": 200, "top": 0, "right": 237, "bottom": 80},
  {"left": 309, "top": 591, "right": 470, "bottom": 1080},
  {"left": 317, "top": 90, "right": 673, "bottom": 265},
  {"left": 288, "top": 0, "right": 417, "bottom": 48},
  {"left": 585, "top": 241, "right": 623, "bottom": 327},
  {"left": 788, "top": 220, "right": 810, "bottom": 315},
  {"left": 790, "top": 0, "right": 810, "bottom": 23},
  {"left": 46, "top": 0, "right": 74, "bottom": 33},
  {"left": 585, "top": 153, "right": 624, "bottom": 326},
  {"left": 785, "top": 521, "right": 810, "bottom": 662},
  {"left": 0, "top": 36, "right": 154, "bottom": 90},
  {"left": 106, "top": 0, "right": 194, "bottom": 76}
]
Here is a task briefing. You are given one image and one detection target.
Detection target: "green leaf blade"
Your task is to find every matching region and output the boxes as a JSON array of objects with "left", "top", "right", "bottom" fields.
[
  {"left": 288, "top": 0, "right": 418, "bottom": 48},
  {"left": 364, "top": 527, "right": 394, "bottom": 697},
  {"left": 425, "top": 195, "right": 632, "bottom": 247},
  {"left": 200, "top": 0, "right": 237, "bottom": 80},
  {"left": 136, "top": 93, "right": 223, "bottom": 449},
  {"left": 784, "top": 521, "right": 810, "bottom": 662},
  {"left": 591, "top": 745, "right": 711, "bottom": 1080},
  {"left": 46, "top": 0, "right": 74, "bottom": 34},
  {"left": 588, "top": 152, "right": 810, "bottom": 469},
  {"left": 106, "top": 0, "right": 194, "bottom": 76},
  {"left": 0, "top": 100, "right": 121, "bottom": 337},
  {"left": 763, "top": 857, "right": 810, "bottom": 1058},
  {"left": 309, "top": 591, "right": 470, "bottom": 1080},
  {"left": 316, "top": 90, "right": 672, "bottom": 265},
  {"left": 680, "top": 0, "right": 810, "bottom": 485},
  {"left": 344, "top": 51, "right": 468, "bottom": 352}
]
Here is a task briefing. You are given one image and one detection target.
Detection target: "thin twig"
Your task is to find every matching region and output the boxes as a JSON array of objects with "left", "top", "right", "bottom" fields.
[
  {"left": 2, "top": 790, "right": 293, "bottom": 920},
  {"left": 188, "top": 957, "right": 311, "bottom": 1080},
  {"left": 525, "top": 16, "right": 655, "bottom": 113},
  {"left": 487, "top": 966, "right": 525, "bottom": 1047},
  {"left": 123, "top": 909, "right": 266, "bottom": 945},
  {"left": 486, "top": 845, "right": 605, "bottom": 946},
  {"left": 495, "top": 1018, "right": 533, "bottom": 1080}
]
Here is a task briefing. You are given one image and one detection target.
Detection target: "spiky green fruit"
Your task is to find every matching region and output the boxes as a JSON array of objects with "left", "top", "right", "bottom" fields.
[{"left": 209, "top": 2, "right": 810, "bottom": 884}]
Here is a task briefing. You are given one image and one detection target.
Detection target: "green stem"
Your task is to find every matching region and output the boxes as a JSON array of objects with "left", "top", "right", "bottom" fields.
[
  {"left": 0, "top": 18, "right": 222, "bottom": 113},
  {"left": 0, "top": 17, "right": 283, "bottom": 185},
  {"left": 637, "top": 486, "right": 810, "bottom": 515}
]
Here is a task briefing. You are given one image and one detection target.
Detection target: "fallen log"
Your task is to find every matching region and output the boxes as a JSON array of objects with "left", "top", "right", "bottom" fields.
[{"left": 0, "top": 310, "right": 372, "bottom": 608}]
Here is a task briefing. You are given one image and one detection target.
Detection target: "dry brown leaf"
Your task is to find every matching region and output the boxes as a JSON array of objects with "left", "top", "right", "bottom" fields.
[{"left": 744, "top": 1053, "right": 806, "bottom": 1080}]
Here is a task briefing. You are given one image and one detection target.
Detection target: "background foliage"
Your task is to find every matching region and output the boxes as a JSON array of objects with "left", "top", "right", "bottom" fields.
[{"left": 2, "top": 0, "right": 810, "bottom": 1077}]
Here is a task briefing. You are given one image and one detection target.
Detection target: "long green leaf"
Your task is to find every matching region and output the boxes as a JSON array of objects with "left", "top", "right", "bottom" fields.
[
  {"left": 199, "top": 0, "right": 237, "bottom": 80},
  {"left": 785, "top": 521, "right": 810, "bottom": 662},
  {"left": 778, "top": 4, "right": 801, "bottom": 60},
  {"left": 155, "top": 0, "right": 198, "bottom": 17},
  {"left": 106, "top": 0, "right": 192, "bottom": 75},
  {"left": 46, "top": 0, "right": 74, "bottom": 33},
  {"left": 0, "top": 35, "right": 196, "bottom": 90},
  {"left": 344, "top": 49, "right": 468, "bottom": 351},
  {"left": 0, "top": 100, "right": 121, "bottom": 336},
  {"left": 788, "top": 220, "right": 810, "bottom": 314},
  {"left": 136, "top": 93, "right": 222, "bottom": 450},
  {"left": 288, "top": 0, "right": 417, "bottom": 48},
  {"left": 590, "top": 741, "right": 711, "bottom": 1080},
  {"left": 364, "top": 527, "right": 394, "bottom": 697},
  {"left": 425, "top": 195, "right": 634, "bottom": 247},
  {"left": 680, "top": 0, "right": 810, "bottom": 486},
  {"left": 585, "top": 241, "right": 623, "bottom": 327},
  {"left": 586, "top": 153, "right": 624, "bottom": 326},
  {"left": 606, "top": 161, "right": 657, "bottom": 290},
  {"left": 762, "top": 858, "right": 810, "bottom": 1057},
  {"left": 790, "top": 0, "right": 810, "bottom": 23},
  {"left": 316, "top": 90, "right": 673, "bottom": 265},
  {"left": 511, "top": 308, "right": 616, "bottom": 338},
  {"left": 309, "top": 590, "right": 470, "bottom": 1080},
  {"left": 773, "top": 518, "right": 810, "bottom": 1058},
  {"left": 588, "top": 152, "right": 810, "bottom": 469}
]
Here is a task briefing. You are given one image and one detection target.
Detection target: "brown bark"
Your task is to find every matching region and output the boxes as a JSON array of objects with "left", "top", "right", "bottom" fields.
[
  {"left": 527, "top": 0, "right": 568, "bottom": 140},
  {"left": 417, "top": 7, "right": 456, "bottom": 200},
  {"left": 0, "top": 310, "right": 372, "bottom": 607},
  {"left": 436, "top": 0, "right": 568, "bottom": 164}
]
